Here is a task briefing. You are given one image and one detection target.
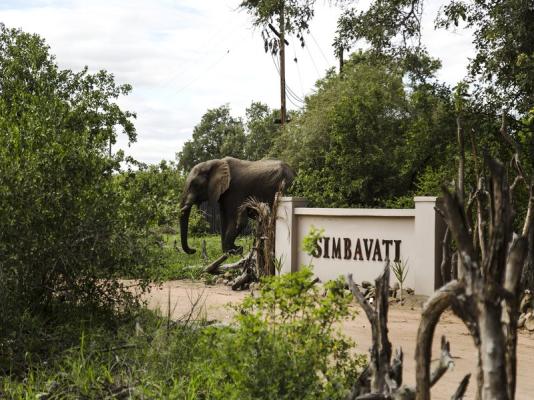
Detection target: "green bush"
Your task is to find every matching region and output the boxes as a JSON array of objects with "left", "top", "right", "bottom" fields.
[
  {"left": 1, "top": 269, "right": 365, "bottom": 399},
  {"left": 191, "top": 268, "right": 365, "bottom": 399},
  {"left": 115, "top": 160, "right": 185, "bottom": 229},
  {"left": 0, "top": 24, "right": 162, "bottom": 368},
  {"left": 188, "top": 207, "right": 211, "bottom": 236}
]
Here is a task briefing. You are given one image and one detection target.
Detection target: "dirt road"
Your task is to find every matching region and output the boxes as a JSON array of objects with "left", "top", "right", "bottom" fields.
[{"left": 145, "top": 281, "right": 534, "bottom": 400}]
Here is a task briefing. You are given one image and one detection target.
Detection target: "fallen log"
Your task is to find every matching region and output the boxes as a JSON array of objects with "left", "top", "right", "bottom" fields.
[{"left": 204, "top": 254, "right": 229, "bottom": 274}]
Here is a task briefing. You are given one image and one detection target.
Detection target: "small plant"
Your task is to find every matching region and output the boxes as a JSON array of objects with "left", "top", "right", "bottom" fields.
[
  {"left": 391, "top": 259, "right": 409, "bottom": 302},
  {"left": 197, "top": 268, "right": 365, "bottom": 399},
  {"left": 273, "top": 256, "right": 284, "bottom": 275},
  {"left": 302, "top": 225, "right": 325, "bottom": 267}
]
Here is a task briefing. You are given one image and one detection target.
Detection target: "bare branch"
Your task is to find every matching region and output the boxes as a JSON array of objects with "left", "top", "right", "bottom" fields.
[
  {"left": 430, "top": 336, "right": 454, "bottom": 386},
  {"left": 356, "top": 394, "right": 388, "bottom": 400},
  {"left": 219, "top": 253, "right": 253, "bottom": 271},
  {"left": 456, "top": 112, "right": 465, "bottom": 205},
  {"left": 504, "top": 237, "right": 529, "bottom": 294},
  {"left": 485, "top": 157, "right": 512, "bottom": 282},
  {"left": 522, "top": 182, "right": 534, "bottom": 237},
  {"left": 347, "top": 273, "right": 376, "bottom": 323},
  {"left": 510, "top": 175, "right": 523, "bottom": 192},
  {"left": 391, "top": 348, "right": 404, "bottom": 388},
  {"left": 476, "top": 177, "right": 487, "bottom": 260},
  {"left": 204, "top": 253, "right": 229, "bottom": 274},
  {"left": 451, "top": 374, "right": 471, "bottom": 400},
  {"left": 440, "top": 227, "right": 451, "bottom": 284},
  {"left": 442, "top": 186, "right": 477, "bottom": 281},
  {"left": 451, "top": 252, "right": 458, "bottom": 280},
  {"left": 416, "top": 280, "right": 465, "bottom": 400},
  {"left": 469, "top": 128, "right": 480, "bottom": 178}
]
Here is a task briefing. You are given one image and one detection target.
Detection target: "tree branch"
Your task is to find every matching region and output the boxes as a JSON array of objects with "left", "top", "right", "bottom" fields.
[
  {"left": 430, "top": 336, "right": 454, "bottom": 386},
  {"left": 451, "top": 374, "right": 471, "bottom": 400},
  {"left": 204, "top": 253, "right": 229, "bottom": 274},
  {"left": 347, "top": 273, "right": 376, "bottom": 323},
  {"left": 415, "top": 280, "right": 465, "bottom": 400}
]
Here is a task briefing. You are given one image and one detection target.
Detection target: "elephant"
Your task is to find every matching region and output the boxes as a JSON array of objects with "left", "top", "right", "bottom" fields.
[{"left": 180, "top": 157, "right": 295, "bottom": 254}]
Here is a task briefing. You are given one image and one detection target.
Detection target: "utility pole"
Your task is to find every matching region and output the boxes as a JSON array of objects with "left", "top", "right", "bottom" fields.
[{"left": 279, "top": 1, "right": 287, "bottom": 127}]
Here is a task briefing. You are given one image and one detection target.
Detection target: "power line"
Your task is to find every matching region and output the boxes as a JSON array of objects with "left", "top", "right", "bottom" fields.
[
  {"left": 270, "top": 53, "right": 304, "bottom": 105},
  {"left": 171, "top": 49, "right": 231, "bottom": 96},
  {"left": 309, "top": 31, "right": 330, "bottom": 66},
  {"left": 286, "top": 94, "right": 302, "bottom": 108},
  {"left": 163, "top": 23, "right": 239, "bottom": 92},
  {"left": 286, "top": 85, "right": 304, "bottom": 104},
  {"left": 305, "top": 43, "right": 321, "bottom": 78},
  {"left": 292, "top": 40, "right": 305, "bottom": 98}
]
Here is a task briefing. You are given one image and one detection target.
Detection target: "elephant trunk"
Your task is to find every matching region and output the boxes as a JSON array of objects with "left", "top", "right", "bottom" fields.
[{"left": 180, "top": 205, "right": 196, "bottom": 254}]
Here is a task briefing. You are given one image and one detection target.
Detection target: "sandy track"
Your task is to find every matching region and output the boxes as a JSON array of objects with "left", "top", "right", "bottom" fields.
[{"left": 145, "top": 281, "right": 534, "bottom": 400}]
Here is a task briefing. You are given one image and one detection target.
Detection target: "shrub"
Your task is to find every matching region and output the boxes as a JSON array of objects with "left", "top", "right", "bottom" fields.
[
  {"left": 192, "top": 268, "right": 365, "bottom": 399},
  {"left": 1, "top": 269, "right": 365, "bottom": 398},
  {"left": 0, "top": 24, "right": 162, "bottom": 368},
  {"left": 189, "top": 207, "right": 211, "bottom": 236}
]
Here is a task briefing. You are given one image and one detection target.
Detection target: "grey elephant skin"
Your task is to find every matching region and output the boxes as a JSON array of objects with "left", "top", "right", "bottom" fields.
[{"left": 180, "top": 157, "right": 295, "bottom": 254}]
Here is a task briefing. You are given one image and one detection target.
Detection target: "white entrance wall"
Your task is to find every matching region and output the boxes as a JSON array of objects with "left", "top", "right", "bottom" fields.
[{"left": 275, "top": 197, "right": 445, "bottom": 296}]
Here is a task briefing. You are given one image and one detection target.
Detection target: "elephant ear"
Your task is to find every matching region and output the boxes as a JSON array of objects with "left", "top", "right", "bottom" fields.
[{"left": 208, "top": 160, "right": 230, "bottom": 204}]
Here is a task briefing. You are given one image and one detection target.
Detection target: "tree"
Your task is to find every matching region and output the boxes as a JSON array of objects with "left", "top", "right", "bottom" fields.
[
  {"left": 116, "top": 160, "right": 184, "bottom": 228},
  {"left": 0, "top": 24, "right": 159, "bottom": 352},
  {"left": 244, "top": 101, "right": 281, "bottom": 160},
  {"left": 337, "top": 0, "right": 534, "bottom": 115},
  {"left": 177, "top": 105, "right": 245, "bottom": 172},
  {"left": 437, "top": 0, "right": 534, "bottom": 114},
  {"left": 272, "top": 53, "right": 456, "bottom": 207},
  {"left": 334, "top": 0, "right": 424, "bottom": 56},
  {"left": 239, "top": 0, "right": 317, "bottom": 125}
]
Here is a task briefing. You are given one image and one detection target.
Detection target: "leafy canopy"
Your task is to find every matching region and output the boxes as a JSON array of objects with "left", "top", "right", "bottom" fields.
[
  {"left": 336, "top": 0, "right": 534, "bottom": 114},
  {"left": 272, "top": 52, "right": 456, "bottom": 207},
  {"left": 240, "top": 0, "right": 317, "bottom": 52},
  {"left": 0, "top": 24, "right": 160, "bottom": 357},
  {"left": 177, "top": 104, "right": 246, "bottom": 172}
]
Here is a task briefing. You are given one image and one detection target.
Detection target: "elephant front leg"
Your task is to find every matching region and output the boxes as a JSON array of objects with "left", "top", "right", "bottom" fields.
[{"left": 220, "top": 209, "right": 242, "bottom": 255}]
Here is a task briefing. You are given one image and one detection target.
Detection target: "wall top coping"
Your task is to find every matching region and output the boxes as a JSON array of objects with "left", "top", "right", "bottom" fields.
[
  {"left": 281, "top": 196, "right": 438, "bottom": 204},
  {"left": 294, "top": 208, "right": 416, "bottom": 217},
  {"left": 413, "top": 196, "right": 438, "bottom": 202}
]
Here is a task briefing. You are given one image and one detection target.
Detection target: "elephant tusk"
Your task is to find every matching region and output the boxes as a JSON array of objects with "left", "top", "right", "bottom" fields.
[{"left": 180, "top": 206, "right": 190, "bottom": 213}]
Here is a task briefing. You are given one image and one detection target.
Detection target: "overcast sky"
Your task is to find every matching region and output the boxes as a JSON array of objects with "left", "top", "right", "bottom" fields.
[{"left": 1, "top": 0, "right": 474, "bottom": 165}]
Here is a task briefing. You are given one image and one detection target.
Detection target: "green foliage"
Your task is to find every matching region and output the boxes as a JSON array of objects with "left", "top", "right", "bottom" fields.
[
  {"left": 177, "top": 102, "right": 284, "bottom": 174},
  {"left": 334, "top": 0, "right": 424, "bottom": 56},
  {"left": 437, "top": 0, "right": 534, "bottom": 113},
  {"left": 338, "top": 0, "right": 534, "bottom": 114},
  {"left": 0, "top": 310, "right": 205, "bottom": 398},
  {"left": 240, "top": 0, "right": 316, "bottom": 52},
  {"left": 186, "top": 268, "right": 364, "bottom": 399},
  {"left": 392, "top": 259, "right": 409, "bottom": 302},
  {"left": 244, "top": 101, "right": 281, "bottom": 160},
  {"left": 188, "top": 207, "right": 211, "bottom": 236},
  {"left": 156, "top": 234, "right": 249, "bottom": 281},
  {"left": 1, "top": 271, "right": 366, "bottom": 399},
  {"left": 391, "top": 260, "right": 409, "bottom": 290},
  {"left": 115, "top": 160, "right": 184, "bottom": 228},
  {"left": 273, "top": 53, "right": 456, "bottom": 207},
  {"left": 177, "top": 104, "right": 246, "bottom": 172},
  {"left": 302, "top": 225, "right": 325, "bottom": 256},
  {"left": 0, "top": 24, "right": 161, "bottom": 363}
]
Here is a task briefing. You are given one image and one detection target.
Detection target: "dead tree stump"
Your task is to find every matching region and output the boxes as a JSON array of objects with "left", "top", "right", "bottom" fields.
[
  {"left": 346, "top": 264, "right": 468, "bottom": 400},
  {"left": 420, "top": 157, "right": 532, "bottom": 400}
]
